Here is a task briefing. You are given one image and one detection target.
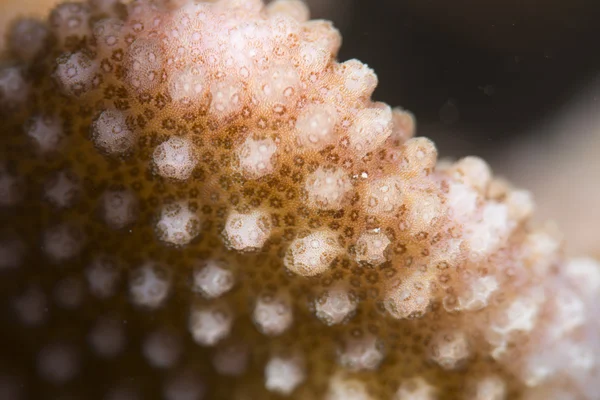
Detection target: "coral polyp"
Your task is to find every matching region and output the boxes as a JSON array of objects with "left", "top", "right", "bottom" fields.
[{"left": 0, "top": 0, "right": 599, "bottom": 399}]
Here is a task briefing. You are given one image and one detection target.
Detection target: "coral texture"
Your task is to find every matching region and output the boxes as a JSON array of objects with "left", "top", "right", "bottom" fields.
[{"left": 0, "top": 0, "right": 598, "bottom": 399}]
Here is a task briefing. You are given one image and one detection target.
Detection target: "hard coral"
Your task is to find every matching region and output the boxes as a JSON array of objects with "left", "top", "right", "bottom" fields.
[{"left": 0, "top": 0, "right": 598, "bottom": 399}]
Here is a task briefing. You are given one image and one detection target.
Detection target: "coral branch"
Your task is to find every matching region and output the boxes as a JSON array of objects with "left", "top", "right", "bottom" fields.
[{"left": 0, "top": 0, "right": 598, "bottom": 399}]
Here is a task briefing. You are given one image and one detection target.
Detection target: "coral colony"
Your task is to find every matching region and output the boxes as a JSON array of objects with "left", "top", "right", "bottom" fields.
[{"left": 0, "top": 0, "right": 598, "bottom": 399}]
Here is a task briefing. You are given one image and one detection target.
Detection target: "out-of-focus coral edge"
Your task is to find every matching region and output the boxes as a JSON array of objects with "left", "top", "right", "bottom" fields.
[{"left": 0, "top": 0, "right": 59, "bottom": 49}]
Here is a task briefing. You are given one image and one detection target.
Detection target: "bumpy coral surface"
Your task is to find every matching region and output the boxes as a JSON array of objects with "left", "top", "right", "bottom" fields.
[{"left": 0, "top": 0, "right": 598, "bottom": 399}]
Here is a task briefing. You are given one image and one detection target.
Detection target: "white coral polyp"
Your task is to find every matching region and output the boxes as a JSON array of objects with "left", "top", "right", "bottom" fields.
[
  {"left": 153, "top": 137, "right": 197, "bottom": 180},
  {"left": 297, "top": 41, "right": 330, "bottom": 73},
  {"left": 338, "top": 332, "right": 385, "bottom": 371},
  {"left": 467, "top": 375, "right": 506, "bottom": 400},
  {"left": 302, "top": 20, "right": 342, "bottom": 56},
  {"left": 13, "top": 285, "right": 48, "bottom": 326},
  {"left": 9, "top": 18, "right": 48, "bottom": 61},
  {"left": 449, "top": 183, "right": 511, "bottom": 261},
  {"left": 429, "top": 330, "right": 471, "bottom": 370},
  {"left": 506, "top": 189, "right": 534, "bottom": 222},
  {"left": 326, "top": 374, "right": 374, "bottom": 400},
  {"left": 265, "top": 355, "right": 306, "bottom": 395},
  {"left": 406, "top": 191, "right": 444, "bottom": 229},
  {"left": 398, "top": 137, "right": 438, "bottom": 175},
  {"left": 92, "top": 109, "right": 135, "bottom": 155},
  {"left": 193, "top": 261, "right": 235, "bottom": 299},
  {"left": 266, "top": 0, "right": 310, "bottom": 22},
  {"left": 447, "top": 181, "right": 479, "bottom": 222},
  {"left": 390, "top": 107, "right": 416, "bottom": 145},
  {"left": 55, "top": 51, "right": 99, "bottom": 97},
  {"left": 364, "top": 176, "right": 404, "bottom": 215},
  {"left": 101, "top": 189, "right": 138, "bottom": 230},
  {"left": 465, "top": 202, "right": 511, "bottom": 260},
  {"left": 523, "top": 229, "right": 562, "bottom": 276},
  {"left": 86, "top": 256, "right": 120, "bottom": 299},
  {"left": 488, "top": 293, "right": 543, "bottom": 348},
  {"left": 295, "top": 104, "right": 338, "bottom": 149},
  {"left": 450, "top": 156, "right": 492, "bottom": 193},
  {"left": 213, "top": 0, "right": 263, "bottom": 14},
  {"left": 354, "top": 232, "right": 391, "bottom": 266},
  {"left": 0, "top": 66, "right": 29, "bottom": 107},
  {"left": 142, "top": 330, "right": 182, "bottom": 369},
  {"left": 222, "top": 210, "right": 272, "bottom": 251},
  {"left": 394, "top": 377, "right": 437, "bottom": 400},
  {"left": 339, "top": 59, "right": 378, "bottom": 99},
  {"left": 384, "top": 273, "right": 432, "bottom": 319},
  {"left": 348, "top": 105, "right": 393, "bottom": 156},
  {"left": 88, "top": 316, "right": 125, "bottom": 358},
  {"left": 49, "top": 2, "right": 91, "bottom": 45},
  {"left": 163, "top": 370, "right": 206, "bottom": 400},
  {"left": 255, "top": 64, "right": 301, "bottom": 104},
  {"left": 126, "top": 38, "right": 164, "bottom": 93},
  {"left": 305, "top": 167, "right": 351, "bottom": 210},
  {"left": 169, "top": 65, "right": 207, "bottom": 104},
  {"left": 37, "top": 342, "right": 79, "bottom": 384},
  {"left": 210, "top": 77, "right": 244, "bottom": 116},
  {"left": 546, "top": 287, "right": 586, "bottom": 340},
  {"left": 253, "top": 292, "right": 293, "bottom": 336},
  {"left": 92, "top": 18, "right": 123, "bottom": 55},
  {"left": 563, "top": 257, "right": 600, "bottom": 299},
  {"left": 156, "top": 201, "right": 201, "bottom": 246},
  {"left": 53, "top": 276, "right": 84, "bottom": 309},
  {"left": 44, "top": 170, "right": 79, "bottom": 209},
  {"left": 237, "top": 137, "right": 277, "bottom": 179},
  {"left": 456, "top": 275, "right": 499, "bottom": 312},
  {"left": 189, "top": 303, "right": 233, "bottom": 346},
  {"left": 315, "top": 284, "right": 356, "bottom": 326},
  {"left": 129, "top": 262, "right": 171, "bottom": 309},
  {"left": 26, "top": 114, "right": 64, "bottom": 154},
  {"left": 284, "top": 230, "right": 342, "bottom": 276},
  {"left": 43, "top": 223, "right": 84, "bottom": 263}
]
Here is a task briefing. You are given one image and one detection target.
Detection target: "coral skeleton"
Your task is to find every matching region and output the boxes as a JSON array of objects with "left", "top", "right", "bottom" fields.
[{"left": 0, "top": 0, "right": 598, "bottom": 399}]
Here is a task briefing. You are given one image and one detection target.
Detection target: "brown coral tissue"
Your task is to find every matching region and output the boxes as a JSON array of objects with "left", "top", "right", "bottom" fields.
[{"left": 0, "top": 0, "right": 598, "bottom": 399}]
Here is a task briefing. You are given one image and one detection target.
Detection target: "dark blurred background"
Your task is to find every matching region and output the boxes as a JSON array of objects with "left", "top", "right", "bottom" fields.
[{"left": 308, "top": 0, "right": 600, "bottom": 158}]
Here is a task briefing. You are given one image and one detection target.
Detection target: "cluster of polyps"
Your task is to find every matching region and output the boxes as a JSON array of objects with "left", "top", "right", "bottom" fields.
[{"left": 0, "top": 0, "right": 599, "bottom": 398}]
